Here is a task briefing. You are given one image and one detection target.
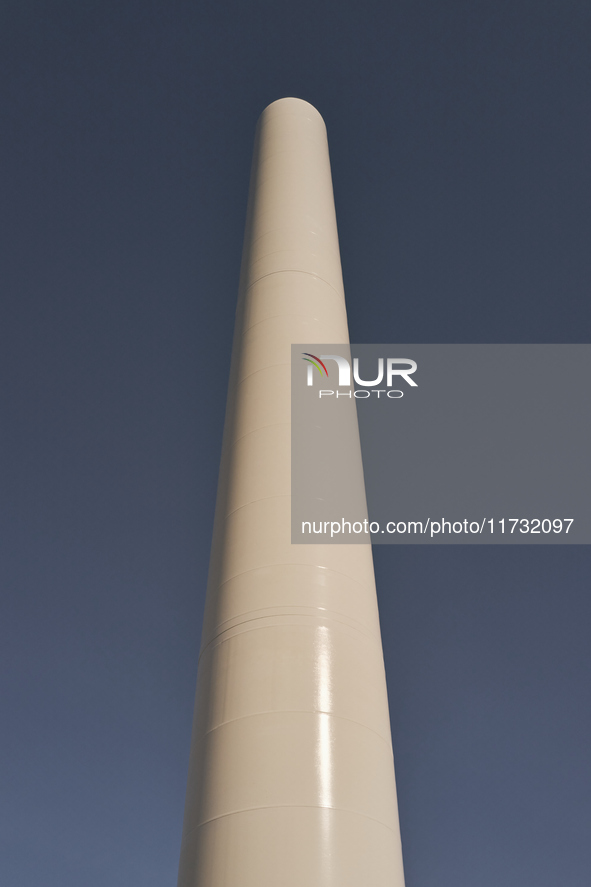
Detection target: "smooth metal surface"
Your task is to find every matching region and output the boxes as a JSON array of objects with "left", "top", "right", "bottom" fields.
[{"left": 177, "top": 98, "right": 406, "bottom": 886}]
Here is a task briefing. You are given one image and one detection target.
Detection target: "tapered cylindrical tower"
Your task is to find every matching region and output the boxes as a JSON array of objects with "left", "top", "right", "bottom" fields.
[{"left": 177, "top": 98, "right": 406, "bottom": 886}]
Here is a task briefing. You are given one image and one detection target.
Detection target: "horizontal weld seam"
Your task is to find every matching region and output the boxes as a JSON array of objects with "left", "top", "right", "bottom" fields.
[
  {"left": 202, "top": 604, "right": 369, "bottom": 636},
  {"left": 181, "top": 805, "right": 397, "bottom": 841},
  {"left": 195, "top": 710, "right": 393, "bottom": 748},
  {"left": 236, "top": 361, "right": 290, "bottom": 387},
  {"left": 230, "top": 421, "right": 290, "bottom": 447},
  {"left": 224, "top": 494, "right": 290, "bottom": 520},
  {"left": 243, "top": 269, "right": 343, "bottom": 300},
  {"left": 242, "top": 309, "right": 347, "bottom": 335},
  {"left": 198, "top": 612, "right": 380, "bottom": 660}
]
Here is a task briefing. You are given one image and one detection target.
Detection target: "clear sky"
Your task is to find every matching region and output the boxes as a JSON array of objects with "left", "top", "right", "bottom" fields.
[{"left": 1, "top": 1, "right": 590, "bottom": 885}]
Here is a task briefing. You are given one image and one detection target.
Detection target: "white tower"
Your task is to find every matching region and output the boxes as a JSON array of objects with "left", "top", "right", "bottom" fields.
[{"left": 177, "top": 98, "right": 406, "bottom": 887}]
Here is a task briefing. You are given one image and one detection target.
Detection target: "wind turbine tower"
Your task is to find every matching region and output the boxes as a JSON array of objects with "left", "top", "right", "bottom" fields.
[{"left": 177, "top": 97, "right": 406, "bottom": 887}]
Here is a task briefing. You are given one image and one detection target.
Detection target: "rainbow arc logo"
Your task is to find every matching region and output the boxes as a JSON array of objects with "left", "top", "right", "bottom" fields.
[{"left": 302, "top": 352, "right": 329, "bottom": 378}]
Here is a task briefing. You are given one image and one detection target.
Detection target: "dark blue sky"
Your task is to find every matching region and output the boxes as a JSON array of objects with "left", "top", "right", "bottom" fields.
[{"left": 1, "top": 1, "right": 590, "bottom": 885}]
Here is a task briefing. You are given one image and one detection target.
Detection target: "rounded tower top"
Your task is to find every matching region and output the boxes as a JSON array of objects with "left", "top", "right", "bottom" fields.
[{"left": 258, "top": 96, "right": 325, "bottom": 126}]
